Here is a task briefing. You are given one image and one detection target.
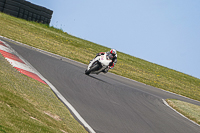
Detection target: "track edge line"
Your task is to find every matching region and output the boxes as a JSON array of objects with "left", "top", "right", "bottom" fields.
[
  {"left": 0, "top": 37, "right": 96, "bottom": 133},
  {"left": 162, "top": 99, "right": 200, "bottom": 127}
]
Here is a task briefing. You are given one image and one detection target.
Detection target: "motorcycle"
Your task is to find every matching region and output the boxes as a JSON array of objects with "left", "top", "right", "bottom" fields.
[{"left": 85, "top": 53, "right": 113, "bottom": 75}]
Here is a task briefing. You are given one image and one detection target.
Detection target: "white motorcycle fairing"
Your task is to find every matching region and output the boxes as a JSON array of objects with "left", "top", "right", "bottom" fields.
[{"left": 85, "top": 54, "right": 112, "bottom": 75}]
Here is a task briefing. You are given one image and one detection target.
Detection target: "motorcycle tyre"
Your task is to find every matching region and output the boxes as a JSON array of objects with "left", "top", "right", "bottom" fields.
[{"left": 85, "top": 64, "right": 99, "bottom": 75}]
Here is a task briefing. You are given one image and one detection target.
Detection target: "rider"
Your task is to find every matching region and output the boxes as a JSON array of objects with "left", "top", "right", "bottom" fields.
[{"left": 95, "top": 49, "right": 117, "bottom": 73}]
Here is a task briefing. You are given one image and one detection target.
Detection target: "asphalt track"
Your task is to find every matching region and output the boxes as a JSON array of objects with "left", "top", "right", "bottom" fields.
[{"left": 2, "top": 37, "right": 200, "bottom": 133}]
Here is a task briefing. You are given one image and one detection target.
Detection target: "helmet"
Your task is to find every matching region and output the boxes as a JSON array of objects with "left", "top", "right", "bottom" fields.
[{"left": 110, "top": 49, "right": 117, "bottom": 56}]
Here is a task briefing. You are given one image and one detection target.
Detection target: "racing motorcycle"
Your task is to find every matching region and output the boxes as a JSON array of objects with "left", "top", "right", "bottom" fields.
[{"left": 85, "top": 53, "right": 113, "bottom": 75}]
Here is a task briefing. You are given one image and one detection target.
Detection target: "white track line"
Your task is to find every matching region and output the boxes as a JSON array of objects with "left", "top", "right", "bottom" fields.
[
  {"left": 162, "top": 99, "right": 200, "bottom": 127},
  {"left": 2, "top": 35, "right": 200, "bottom": 131},
  {"left": 0, "top": 38, "right": 96, "bottom": 133}
]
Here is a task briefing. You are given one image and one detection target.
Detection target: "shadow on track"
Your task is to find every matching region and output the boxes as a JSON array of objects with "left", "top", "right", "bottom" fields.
[{"left": 86, "top": 74, "right": 109, "bottom": 84}]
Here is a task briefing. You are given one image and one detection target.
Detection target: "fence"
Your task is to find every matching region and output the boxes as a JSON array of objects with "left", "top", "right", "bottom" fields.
[{"left": 0, "top": 0, "right": 53, "bottom": 25}]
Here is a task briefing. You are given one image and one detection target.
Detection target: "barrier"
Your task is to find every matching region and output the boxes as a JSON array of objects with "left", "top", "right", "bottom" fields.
[{"left": 0, "top": 0, "right": 53, "bottom": 25}]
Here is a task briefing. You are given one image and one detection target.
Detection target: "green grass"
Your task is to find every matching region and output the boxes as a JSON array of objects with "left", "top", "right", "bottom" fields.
[
  {"left": 0, "top": 54, "right": 87, "bottom": 132},
  {"left": 0, "top": 12, "right": 199, "bottom": 101},
  {"left": 1, "top": 12, "right": 200, "bottom": 129},
  {"left": 167, "top": 99, "right": 200, "bottom": 125}
]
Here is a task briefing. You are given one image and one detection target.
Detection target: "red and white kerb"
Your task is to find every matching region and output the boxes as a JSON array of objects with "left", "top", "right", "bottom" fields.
[{"left": 0, "top": 41, "right": 46, "bottom": 84}]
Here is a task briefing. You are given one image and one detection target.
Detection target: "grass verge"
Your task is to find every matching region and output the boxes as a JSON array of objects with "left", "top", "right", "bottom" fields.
[
  {"left": 0, "top": 12, "right": 199, "bottom": 102},
  {"left": 0, "top": 12, "right": 200, "bottom": 130},
  {"left": 166, "top": 99, "right": 200, "bottom": 125},
  {"left": 0, "top": 54, "right": 87, "bottom": 132}
]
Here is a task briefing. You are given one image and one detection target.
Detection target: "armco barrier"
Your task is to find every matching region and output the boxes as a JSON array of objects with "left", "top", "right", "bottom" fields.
[
  {"left": 0, "top": 0, "right": 5, "bottom": 12},
  {"left": 0, "top": 0, "right": 53, "bottom": 25}
]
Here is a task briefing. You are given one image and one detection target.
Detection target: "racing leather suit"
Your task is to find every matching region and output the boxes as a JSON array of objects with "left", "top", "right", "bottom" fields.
[{"left": 96, "top": 52, "right": 117, "bottom": 73}]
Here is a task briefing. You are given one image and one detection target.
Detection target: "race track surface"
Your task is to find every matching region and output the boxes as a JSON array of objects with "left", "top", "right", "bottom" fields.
[{"left": 2, "top": 38, "right": 200, "bottom": 133}]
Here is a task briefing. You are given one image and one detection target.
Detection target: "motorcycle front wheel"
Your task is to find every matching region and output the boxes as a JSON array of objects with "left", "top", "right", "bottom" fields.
[{"left": 85, "top": 64, "right": 99, "bottom": 75}]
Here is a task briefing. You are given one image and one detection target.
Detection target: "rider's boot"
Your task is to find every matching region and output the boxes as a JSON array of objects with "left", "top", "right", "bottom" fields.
[{"left": 102, "top": 67, "right": 109, "bottom": 74}]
